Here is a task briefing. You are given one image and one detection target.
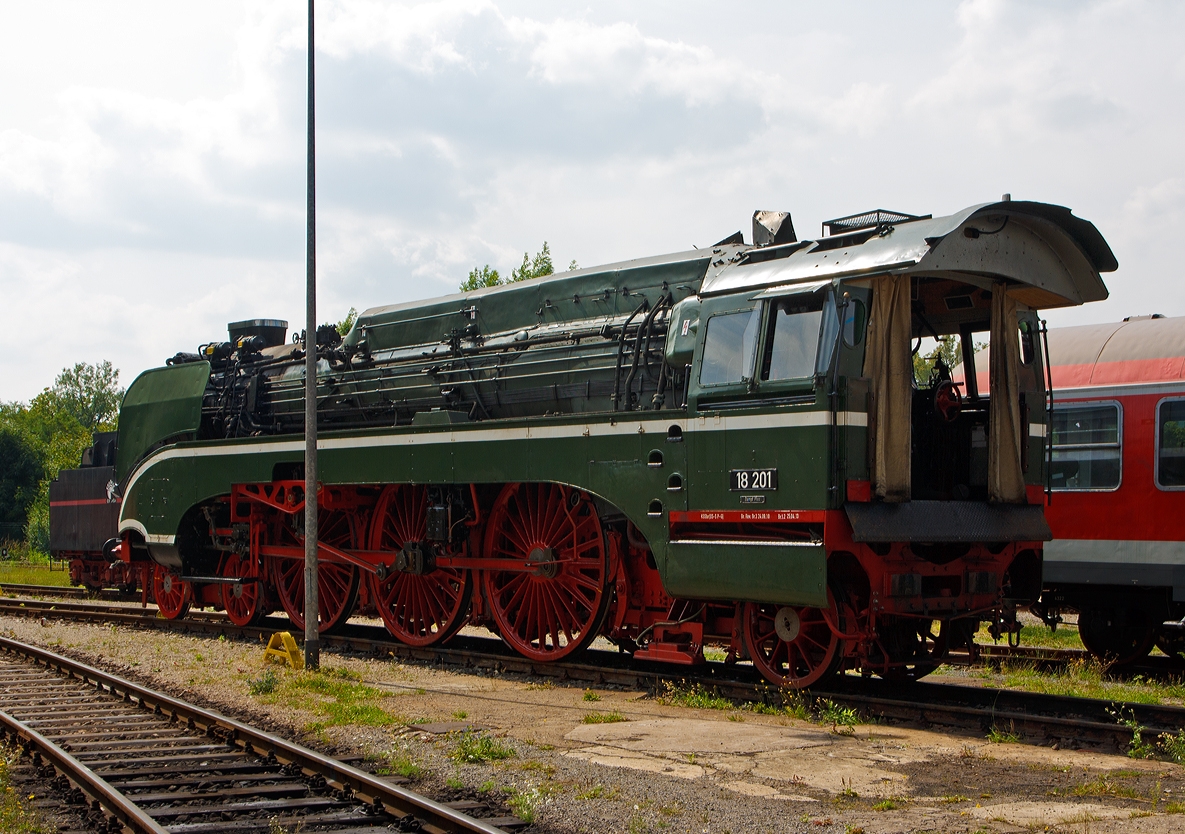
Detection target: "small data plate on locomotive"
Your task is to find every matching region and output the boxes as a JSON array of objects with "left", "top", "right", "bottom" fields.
[{"left": 729, "top": 468, "right": 778, "bottom": 491}]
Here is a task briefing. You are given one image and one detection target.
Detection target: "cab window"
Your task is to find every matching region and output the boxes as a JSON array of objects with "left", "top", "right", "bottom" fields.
[
  {"left": 699, "top": 308, "right": 759, "bottom": 386},
  {"left": 761, "top": 297, "right": 824, "bottom": 382}
]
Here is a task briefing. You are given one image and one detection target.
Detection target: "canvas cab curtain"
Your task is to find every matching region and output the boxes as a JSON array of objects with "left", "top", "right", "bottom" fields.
[
  {"left": 863, "top": 274, "right": 912, "bottom": 502},
  {"left": 988, "top": 282, "right": 1026, "bottom": 503}
]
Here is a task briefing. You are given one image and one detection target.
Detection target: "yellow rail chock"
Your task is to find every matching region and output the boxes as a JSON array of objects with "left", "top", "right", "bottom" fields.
[{"left": 263, "top": 631, "right": 304, "bottom": 670}]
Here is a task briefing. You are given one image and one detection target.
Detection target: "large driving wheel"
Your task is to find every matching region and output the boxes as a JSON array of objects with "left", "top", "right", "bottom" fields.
[
  {"left": 481, "top": 483, "right": 610, "bottom": 661},
  {"left": 153, "top": 564, "right": 192, "bottom": 620},
  {"left": 269, "top": 511, "right": 361, "bottom": 634},
  {"left": 367, "top": 485, "right": 472, "bottom": 646},
  {"left": 1079, "top": 605, "right": 1156, "bottom": 665},
  {"left": 742, "top": 590, "right": 845, "bottom": 689},
  {"left": 220, "top": 552, "right": 264, "bottom": 627}
]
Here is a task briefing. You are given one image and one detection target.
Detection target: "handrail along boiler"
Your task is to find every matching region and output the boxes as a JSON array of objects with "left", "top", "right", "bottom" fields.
[{"left": 63, "top": 199, "right": 1115, "bottom": 687}]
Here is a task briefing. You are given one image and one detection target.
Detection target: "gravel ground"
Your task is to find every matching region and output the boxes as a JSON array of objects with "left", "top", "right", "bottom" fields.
[{"left": 3, "top": 613, "right": 1185, "bottom": 834}]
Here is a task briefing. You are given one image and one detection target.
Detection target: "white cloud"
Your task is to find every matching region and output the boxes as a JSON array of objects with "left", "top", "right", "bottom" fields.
[{"left": 1, "top": 0, "right": 1184, "bottom": 399}]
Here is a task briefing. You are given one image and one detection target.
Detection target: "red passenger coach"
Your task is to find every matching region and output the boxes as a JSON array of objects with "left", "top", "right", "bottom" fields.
[{"left": 1038, "top": 315, "right": 1185, "bottom": 663}]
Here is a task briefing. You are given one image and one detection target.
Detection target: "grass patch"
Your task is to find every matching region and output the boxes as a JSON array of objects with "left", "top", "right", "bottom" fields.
[
  {"left": 1070, "top": 773, "right": 1145, "bottom": 800},
  {"left": 976, "top": 620, "right": 1085, "bottom": 650},
  {"left": 872, "top": 799, "right": 898, "bottom": 811},
  {"left": 817, "top": 699, "right": 859, "bottom": 731},
  {"left": 0, "top": 563, "right": 72, "bottom": 588},
  {"left": 0, "top": 744, "right": 47, "bottom": 833},
  {"left": 252, "top": 666, "right": 403, "bottom": 730},
  {"left": 508, "top": 787, "right": 543, "bottom": 824},
  {"left": 582, "top": 689, "right": 601, "bottom": 702},
  {"left": 582, "top": 711, "right": 628, "bottom": 724},
  {"left": 247, "top": 669, "right": 279, "bottom": 695},
  {"left": 375, "top": 751, "right": 426, "bottom": 780},
  {"left": 658, "top": 681, "right": 734, "bottom": 711},
  {"left": 449, "top": 731, "right": 515, "bottom": 764},
  {"left": 987, "top": 723, "right": 1020, "bottom": 744},
  {"left": 966, "top": 656, "right": 1185, "bottom": 706}
]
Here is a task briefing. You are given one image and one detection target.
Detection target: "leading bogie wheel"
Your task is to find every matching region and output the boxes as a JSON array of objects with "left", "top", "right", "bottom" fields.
[
  {"left": 367, "top": 484, "right": 473, "bottom": 646},
  {"left": 481, "top": 482, "right": 611, "bottom": 662},
  {"left": 741, "top": 590, "right": 845, "bottom": 689},
  {"left": 268, "top": 510, "right": 361, "bottom": 634},
  {"left": 153, "top": 564, "right": 192, "bottom": 620}
]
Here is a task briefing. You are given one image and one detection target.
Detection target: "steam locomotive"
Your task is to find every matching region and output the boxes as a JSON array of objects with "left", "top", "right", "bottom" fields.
[{"left": 50, "top": 199, "right": 1116, "bottom": 688}]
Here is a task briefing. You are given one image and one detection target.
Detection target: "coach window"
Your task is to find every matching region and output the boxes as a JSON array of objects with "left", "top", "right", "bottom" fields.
[
  {"left": 1050, "top": 402, "right": 1121, "bottom": 491},
  {"left": 1157, "top": 399, "right": 1185, "bottom": 488},
  {"left": 699, "top": 308, "right": 759, "bottom": 386}
]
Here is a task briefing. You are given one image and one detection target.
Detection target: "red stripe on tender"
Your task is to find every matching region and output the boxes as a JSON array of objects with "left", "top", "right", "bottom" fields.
[
  {"left": 49, "top": 499, "right": 117, "bottom": 507},
  {"left": 669, "top": 510, "right": 825, "bottom": 524}
]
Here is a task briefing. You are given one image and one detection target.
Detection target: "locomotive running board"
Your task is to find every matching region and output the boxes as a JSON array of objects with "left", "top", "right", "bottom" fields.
[{"left": 845, "top": 500, "right": 1051, "bottom": 543}]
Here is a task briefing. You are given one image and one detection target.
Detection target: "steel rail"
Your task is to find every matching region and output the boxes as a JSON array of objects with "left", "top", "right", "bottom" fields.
[
  {"left": 0, "top": 582, "right": 136, "bottom": 601},
  {"left": 0, "top": 706, "right": 170, "bottom": 834},
  {"left": 0, "top": 636, "right": 511, "bottom": 834},
  {"left": 3, "top": 594, "right": 1184, "bottom": 750}
]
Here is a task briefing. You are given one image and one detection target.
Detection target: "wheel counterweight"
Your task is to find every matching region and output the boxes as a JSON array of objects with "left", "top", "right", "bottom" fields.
[
  {"left": 367, "top": 485, "right": 472, "bottom": 646},
  {"left": 481, "top": 483, "right": 610, "bottom": 661}
]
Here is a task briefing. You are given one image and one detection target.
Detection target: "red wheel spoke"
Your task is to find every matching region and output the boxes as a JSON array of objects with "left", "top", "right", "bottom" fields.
[
  {"left": 366, "top": 485, "right": 470, "bottom": 647},
  {"left": 743, "top": 599, "right": 842, "bottom": 690},
  {"left": 482, "top": 484, "right": 608, "bottom": 662}
]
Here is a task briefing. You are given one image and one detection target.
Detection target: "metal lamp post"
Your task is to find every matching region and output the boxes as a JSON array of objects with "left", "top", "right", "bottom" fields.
[{"left": 304, "top": 0, "right": 320, "bottom": 670}]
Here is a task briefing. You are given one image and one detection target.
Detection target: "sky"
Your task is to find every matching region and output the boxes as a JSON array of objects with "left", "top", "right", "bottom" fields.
[{"left": 1, "top": 0, "right": 1183, "bottom": 400}]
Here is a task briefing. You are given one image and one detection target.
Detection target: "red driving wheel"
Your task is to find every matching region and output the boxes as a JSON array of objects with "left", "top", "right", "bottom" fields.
[
  {"left": 220, "top": 552, "right": 264, "bottom": 627},
  {"left": 481, "top": 483, "right": 610, "bottom": 661},
  {"left": 268, "top": 511, "right": 361, "bottom": 634},
  {"left": 742, "top": 589, "right": 845, "bottom": 689},
  {"left": 153, "top": 564, "right": 192, "bottom": 620},
  {"left": 367, "top": 485, "right": 473, "bottom": 646}
]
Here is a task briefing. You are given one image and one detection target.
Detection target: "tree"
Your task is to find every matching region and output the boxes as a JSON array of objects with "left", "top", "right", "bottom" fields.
[
  {"left": 458, "top": 243, "right": 567, "bottom": 292},
  {"left": 459, "top": 266, "right": 502, "bottom": 293},
  {"left": 0, "top": 427, "right": 42, "bottom": 537},
  {"left": 511, "top": 241, "right": 554, "bottom": 283},
  {"left": 1, "top": 361, "right": 123, "bottom": 555},
  {"left": 336, "top": 307, "right": 358, "bottom": 337},
  {"left": 43, "top": 361, "right": 123, "bottom": 432},
  {"left": 913, "top": 336, "right": 962, "bottom": 386}
]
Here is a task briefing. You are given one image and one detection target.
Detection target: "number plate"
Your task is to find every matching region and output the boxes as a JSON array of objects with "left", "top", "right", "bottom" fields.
[{"left": 729, "top": 468, "right": 778, "bottom": 492}]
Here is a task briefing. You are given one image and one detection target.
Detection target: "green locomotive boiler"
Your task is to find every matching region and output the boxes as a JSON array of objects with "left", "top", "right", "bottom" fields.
[{"left": 109, "top": 200, "right": 1115, "bottom": 687}]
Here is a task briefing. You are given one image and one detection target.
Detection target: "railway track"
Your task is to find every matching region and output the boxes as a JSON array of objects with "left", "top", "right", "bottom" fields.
[
  {"left": 2, "top": 594, "right": 1183, "bottom": 754},
  {"left": 0, "top": 581, "right": 140, "bottom": 602},
  {"left": 0, "top": 635, "right": 521, "bottom": 833}
]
